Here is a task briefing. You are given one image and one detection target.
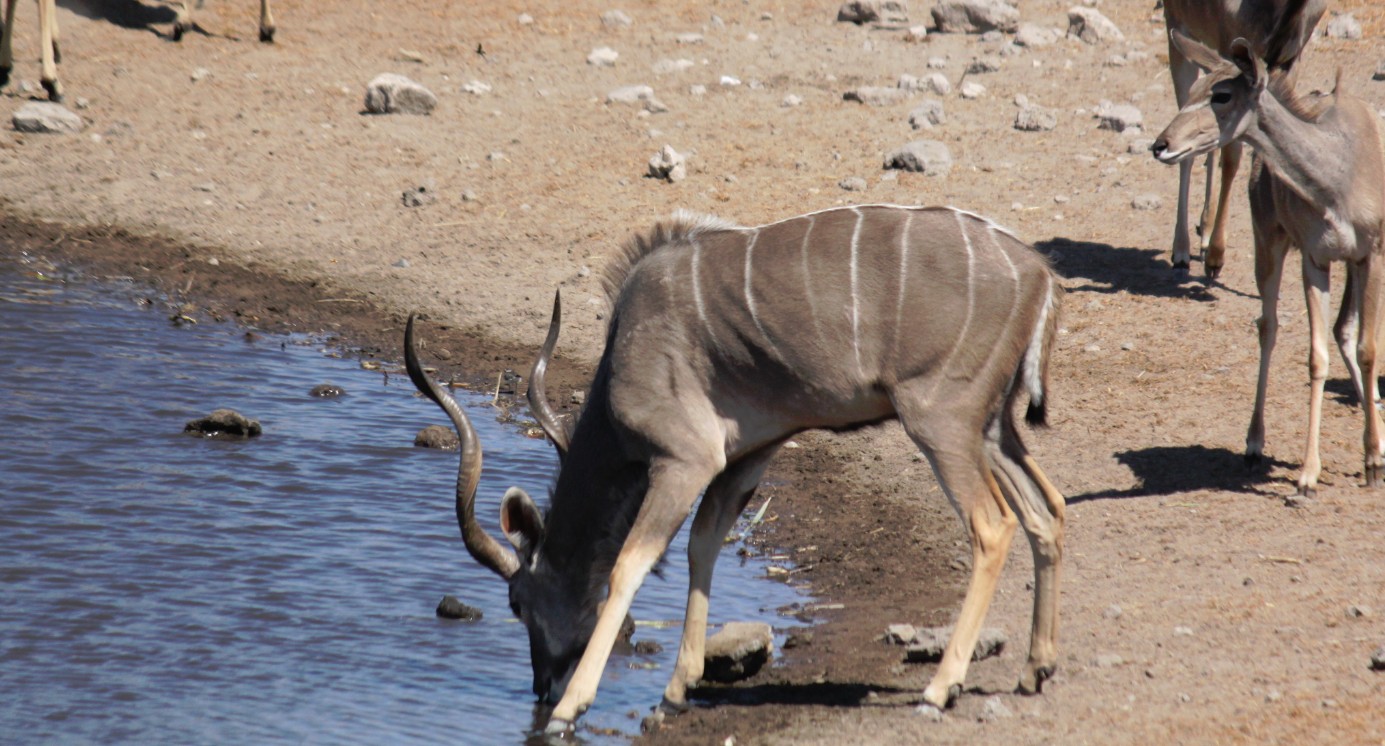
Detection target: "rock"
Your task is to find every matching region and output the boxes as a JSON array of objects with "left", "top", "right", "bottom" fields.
[
  {"left": 703, "top": 622, "right": 773, "bottom": 682},
  {"left": 1324, "top": 13, "right": 1361, "bottom": 40},
  {"left": 415, "top": 424, "right": 459, "bottom": 449},
  {"left": 839, "top": 176, "right": 869, "bottom": 192},
  {"left": 1015, "top": 23, "right": 1061, "bottom": 47},
  {"left": 12, "top": 102, "right": 84, "bottom": 134},
  {"left": 607, "top": 84, "right": 668, "bottom": 113},
  {"left": 967, "top": 57, "right": 1001, "bottom": 74},
  {"left": 674, "top": 32, "right": 704, "bottom": 44},
  {"left": 436, "top": 595, "right": 483, "bottom": 621},
  {"left": 601, "top": 9, "right": 633, "bottom": 28},
  {"left": 402, "top": 183, "right": 437, "bottom": 207},
  {"left": 1098, "top": 103, "right": 1143, "bottom": 132},
  {"left": 651, "top": 58, "right": 694, "bottom": 75},
  {"left": 1093, "top": 653, "right": 1125, "bottom": 668},
  {"left": 634, "top": 640, "right": 663, "bottom": 655},
  {"left": 884, "top": 139, "right": 952, "bottom": 175},
  {"left": 1067, "top": 7, "right": 1124, "bottom": 44},
  {"left": 1132, "top": 194, "right": 1162, "bottom": 211},
  {"left": 1346, "top": 605, "right": 1373, "bottom": 618},
  {"left": 1373, "top": 61, "right": 1385, "bottom": 81},
  {"left": 844, "top": 86, "right": 910, "bottom": 106},
  {"left": 909, "top": 99, "right": 945, "bottom": 128},
  {"left": 190, "top": 67, "right": 211, "bottom": 82},
  {"left": 309, "top": 383, "right": 345, "bottom": 398},
  {"left": 1014, "top": 104, "right": 1057, "bottom": 131},
  {"left": 461, "top": 80, "right": 492, "bottom": 96},
  {"left": 916, "top": 703, "right": 945, "bottom": 721},
  {"left": 364, "top": 73, "right": 437, "bottom": 115},
  {"left": 647, "top": 144, "right": 687, "bottom": 182},
  {"left": 587, "top": 46, "right": 619, "bottom": 66},
  {"left": 931, "top": 1, "right": 1019, "bottom": 35},
  {"left": 905, "top": 626, "right": 1006, "bottom": 662},
  {"left": 904, "top": 25, "right": 930, "bottom": 42},
  {"left": 781, "top": 94, "right": 804, "bottom": 107},
  {"left": 184, "top": 409, "right": 262, "bottom": 438},
  {"left": 959, "top": 81, "right": 986, "bottom": 99},
  {"left": 837, "top": 1, "right": 910, "bottom": 26},
  {"left": 1371, "top": 646, "right": 1385, "bottom": 671},
  {"left": 885, "top": 623, "right": 919, "bottom": 644}
]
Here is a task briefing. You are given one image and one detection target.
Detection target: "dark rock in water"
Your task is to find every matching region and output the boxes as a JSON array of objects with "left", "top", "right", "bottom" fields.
[
  {"left": 184, "top": 409, "right": 262, "bottom": 438},
  {"left": 495, "top": 369, "right": 521, "bottom": 396},
  {"left": 634, "top": 640, "right": 663, "bottom": 655},
  {"left": 436, "top": 595, "right": 483, "bottom": 621},
  {"left": 702, "top": 621, "right": 773, "bottom": 683},
  {"left": 309, "top": 383, "right": 345, "bottom": 398},
  {"left": 414, "top": 425, "right": 459, "bottom": 450},
  {"left": 619, "top": 613, "right": 636, "bottom": 644}
]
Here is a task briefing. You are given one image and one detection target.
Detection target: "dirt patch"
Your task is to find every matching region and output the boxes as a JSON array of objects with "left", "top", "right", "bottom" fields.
[{"left": 3, "top": 1, "right": 1385, "bottom": 743}]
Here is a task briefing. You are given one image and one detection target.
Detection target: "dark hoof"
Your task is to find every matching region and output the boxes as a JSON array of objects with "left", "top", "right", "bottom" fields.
[
  {"left": 1018, "top": 665, "right": 1055, "bottom": 695},
  {"left": 543, "top": 718, "right": 573, "bottom": 736},
  {"left": 946, "top": 683, "right": 962, "bottom": 707},
  {"left": 1205, "top": 265, "right": 1223, "bottom": 281},
  {"left": 0, "top": 65, "right": 11, "bottom": 88},
  {"left": 1244, "top": 452, "right": 1262, "bottom": 467},
  {"left": 172, "top": 24, "right": 186, "bottom": 42},
  {"left": 259, "top": 27, "right": 276, "bottom": 43},
  {"left": 1171, "top": 259, "right": 1191, "bottom": 271},
  {"left": 42, "top": 80, "right": 62, "bottom": 103},
  {"left": 658, "top": 696, "right": 689, "bottom": 716}
]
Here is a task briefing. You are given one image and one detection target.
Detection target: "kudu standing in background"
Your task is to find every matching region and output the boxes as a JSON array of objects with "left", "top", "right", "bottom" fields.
[
  {"left": 1160, "top": 0, "right": 1325, "bottom": 277},
  {"left": 0, "top": 0, "right": 62, "bottom": 101},
  {"left": 406, "top": 204, "right": 1067, "bottom": 731},
  {"left": 172, "top": 1, "right": 276, "bottom": 42},
  {"left": 1152, "top": 0, "right": 1385, "bottom": 496}
]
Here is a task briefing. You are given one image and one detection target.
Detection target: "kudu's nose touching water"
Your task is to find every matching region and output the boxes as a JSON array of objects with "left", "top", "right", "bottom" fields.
[{"left": 406, "top": 205, "right": 1067, "bottom": 733}]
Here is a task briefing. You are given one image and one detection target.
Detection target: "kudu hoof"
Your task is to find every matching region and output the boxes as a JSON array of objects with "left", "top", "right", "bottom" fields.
[
  {"left": 1017, "top": 665, "right": 1055, "bottom": 695},
  {"left": 1204, "top": 264, "right": 1223, "bottom": 281},
  {"left": 657, "top": 696, "right": 690, "bottom": 716},
  {"left": 543, "top": 717, "right": 575, "bottom": 736},
  {"left": 260, "top": 27, "right": 277, "bottom": 43}
]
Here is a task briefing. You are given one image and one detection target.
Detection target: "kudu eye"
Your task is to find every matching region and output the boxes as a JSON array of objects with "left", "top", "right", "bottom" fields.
[{"left": 1210, "top": 90, "right": 1233, "bottom": 106}]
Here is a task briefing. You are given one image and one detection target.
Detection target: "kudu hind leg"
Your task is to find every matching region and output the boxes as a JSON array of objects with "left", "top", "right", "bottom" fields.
[
  {"left": 548, "top": 458, "right": 719, "bottom": 732},
  {"left": 1298, "top": 258, "right": 1333, "bottom": 495},
  {"left": 989, "top": 416, "right": 1065, "bottom": 694},
  {"left": 662, "top": 444, "right": 782, "bottom": 712},
  {"left": 1354, "top": 259, "right": 1385, "bottom": 485}
]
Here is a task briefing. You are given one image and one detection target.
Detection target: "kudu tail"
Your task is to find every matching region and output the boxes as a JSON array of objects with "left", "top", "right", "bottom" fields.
[{"left": 1022, "top": 275, "right": 1062, "bottom": 427}]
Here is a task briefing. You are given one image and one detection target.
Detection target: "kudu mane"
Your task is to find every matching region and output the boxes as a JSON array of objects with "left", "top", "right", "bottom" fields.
[{"left": 600, "top": 210, "right": 741, "bottom": 306}]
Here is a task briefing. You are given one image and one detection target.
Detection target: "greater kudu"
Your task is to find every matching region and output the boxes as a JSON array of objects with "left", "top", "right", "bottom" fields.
[
  {"left": 1160, "top": 0, "right": 1325, "bottom": 277},
  {"left": 171, "top": 0, "right": 276, "bottom": 43},
  {"left": 406, "top": 205, "right": 1067, "bottom": 731},
  {"left": 0, "top": 0, "right": 61, "bottom": 101},
  {"left": 1152, "top": 0, "right": 1385, "bottom": 496}
]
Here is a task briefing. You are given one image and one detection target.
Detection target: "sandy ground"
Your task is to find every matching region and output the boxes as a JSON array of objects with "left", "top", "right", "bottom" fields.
[{"left": 3, "top": 1, "right": 1385, "bottom": 743}]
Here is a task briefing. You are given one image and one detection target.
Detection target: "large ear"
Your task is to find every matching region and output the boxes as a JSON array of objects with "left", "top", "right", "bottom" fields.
[
  {"left": 500, "top": 487, "right": 545, "bottom": 554},
  {"left": 1229, "top": 38, "right": 1267, "bottom": 91},
  {"left": 1170, "top": 29, "right": 1223, "bottom": 72},
  {"left": 1264, "top": 0, "right": 1324, "bottom": 69}
]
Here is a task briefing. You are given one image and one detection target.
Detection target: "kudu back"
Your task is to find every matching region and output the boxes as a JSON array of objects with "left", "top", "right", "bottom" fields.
[{"left": 406, "top": 204, "right": 1067, "bottom": 732}]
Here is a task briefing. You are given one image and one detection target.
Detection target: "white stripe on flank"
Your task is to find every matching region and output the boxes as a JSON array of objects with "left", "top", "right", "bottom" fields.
[
  {"left": 947, "top": 205, "right": 1023, "bottom": 244},
  {"left": 934, "top": 211, "right": 976, "bottom": 383},
  {"left": 849, "top": 207, "right": 864, "bottom": 375},
  {"left": 743, "top": 229, "right": 781, "bottom": 360},
  {"left": 800, "top": 215, "right": 822, "bottom": 337},
  {"left": 690, "top": 238, "right": 718, "bottom": 349},
  {"left": 893, "top": 212, "right": 913, "bottom": 358}
]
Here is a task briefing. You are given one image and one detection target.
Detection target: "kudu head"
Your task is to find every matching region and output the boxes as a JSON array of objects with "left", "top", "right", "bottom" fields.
[
  {"left": 405, "top": 292, "right": 588, "bottom": 704},
  {"left": 1151, "top": 0, "right": 1318, "bottom": 167}
]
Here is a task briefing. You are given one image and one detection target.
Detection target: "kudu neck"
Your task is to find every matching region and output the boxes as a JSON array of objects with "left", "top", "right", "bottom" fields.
[{"left": 1245, "top": 80, "right": 1350, "bottom": 210}]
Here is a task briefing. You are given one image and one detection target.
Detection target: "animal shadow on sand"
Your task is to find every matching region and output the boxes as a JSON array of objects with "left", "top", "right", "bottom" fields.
[
  {"left": 686, "top": 681, "right": 909, "bottom": 709},
  {"left": 1034, "top": 237, "right": 1254, "bottom": 302},
  {"left": 1069, "top": 445, "right": 1291, "bottom": 504},
  {"left": 57, "top": 0, "right": 206, "bottom": 39}
]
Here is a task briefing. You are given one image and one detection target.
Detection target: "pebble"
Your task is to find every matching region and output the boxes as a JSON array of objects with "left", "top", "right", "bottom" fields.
[
  {"left": 647, "top": 144, "right": 687, "bottom": 182},
  {"left": 837, "top": 1, "right": 910, "bottom": 27},
  {"left": 652, "top": 58, "right": 694, "bottom": 75},
  {"left": 959, "top": 81, "right": 986, "bottom": 99},
  {"left": 436, "top": 595, "right": 483, "bottom": 621},
  {"left": 1324, "top": 13, "right": 1361, "bottom": 40},
  {"left": 414, "top": 424, "right": 459, "bottom": 449},
  {"left": 11, "top": 101, "right": 84, "bottom": 134},
  {"left": 587, "top": 47, "right": 619, "bottom": 66},
  {"left": 1098, "top": 103, "right": 1143, "bottom": 133},
  {"left": 979, "top": 697, "right": 1013, "bottom": 721},
  {"left": 1131, "top": 194, "right": 1162, "bottom": 211},
  {"left": 844, "top": 86, "right": 909, "bottom": 106},
  {"left": 601, "top": 9, "right": 632, "bottom": 28},
  {"left": 1067, "top": 7, "right": 1124, "bottom": 44},
  {"left": 883, "top": 139, "right": 953, "bottom": 176},
  {"left": 1370, "top": 646, "right": 1385, "bottom": 671},
  {"left": 781, "top": 94, "right": 804, "bottom": 107},
  {"left": 1346, "top": 605, "right": 1372, "bottom": 618},
  {"left": 839, "top": 176, "right": 868, "bottom": 192},
  {"left": 364, "top": 73, "right": 437, "bottom": 115},
  {"left": 1014, "top": 104, "right": 1057, "bottom": 131}
]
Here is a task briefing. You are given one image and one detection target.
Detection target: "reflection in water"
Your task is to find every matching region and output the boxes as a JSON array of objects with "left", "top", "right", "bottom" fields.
[{"left": 0, "top": 262, "right": 804, "bottom": 744}]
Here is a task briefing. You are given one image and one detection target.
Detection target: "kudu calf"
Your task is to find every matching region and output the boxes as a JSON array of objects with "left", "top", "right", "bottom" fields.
[
  {"left": 1152, "top": 0, "right": 1385, "bottom": 496},
  {"left": 1160, "top": 0, "right": 1325, "bottom": 277},
  {"left": 0, "top": 0, "right": 61, "bottom": 101},
  {"left": 406, "top": 205, "right": 1067, "bottom": 732}
]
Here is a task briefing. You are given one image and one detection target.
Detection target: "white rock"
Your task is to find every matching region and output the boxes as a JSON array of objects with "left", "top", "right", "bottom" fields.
[
  {"left": 647, "top": 144, "right": 687, "bottom": 182},
  {"left": 364, "top": 73, "right": 438, "bottom": 114},
  {"left": 1014, "top": 23, "right": 1061, "bottom": 47},
  {"left": 1015, "top": 104, "right": 1057, "bottom": 131},
  {"left": 601, "top": 9, "right": 633, "bottom": 27},
  {"left": 909, "top": 98, "right": 945, "bottom": 127},
  {"left": 1067, "top": 7, "right": 1124, "bottom": 44},
  {"left": 12, "top": 101, "right": 84, "bottom": 133},
  {"left": 587, "top": 47, "right": 619, "bottom": 66},
  {"left": 781, "top": 94, "right": 804, "bottom": 107},
  {"left": 959, "top": 81, "right": 986, "bottom": 99},
  {"left": 607, "top": 84, "right": 667, "bottom": 112},
  {"left": 652, "top": 58, "right": 695, "bottom": 75},
  {"left": 461, "top": 80, "right": 492, "bottom": 95},
  {"left": 1098, "top": 103, "right": 1143, "bottom": 132},
  {"left": 1324, "top": 13, "right": 1361, "bottom": 40},
  {"left": 931, "top": 1, "right": 1019, "bottom": 34},
  {"left": 884, "top": 139, "right": 952, "bottom": 175}
]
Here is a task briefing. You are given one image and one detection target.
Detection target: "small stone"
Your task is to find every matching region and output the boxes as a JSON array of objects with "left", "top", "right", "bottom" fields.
[
  {"left": 959, "top": 81, "right": 986, "bottom": 99},
  {"left": 927, "top": 57, "right": 948, "bottom": 70},
  {"left": 844, "top": 86, "right": 909, "bottom": 106},
  {"left": 909, "top": 99, "right": 945, "bottom": 128},
  {"left": 1120, "top": 341, "right": 1135, "bottom": 351},
  {"left": 647, "top": 144, "right": 687, "bottom": 182},
  {"left": 905, "top": 626, "right": 1006, "bottom": 662},
  {"left": 607, "top": 84, "right": 667, "bottom": 113},
  {"left": 601, "top": 9, "right": 633, "bottom": 28},
  {"left": 184, "top": 409, "right": 262, "bottom": 438},
  {"left": 1132, "top": 194, "right": 1162, "bottom": 211},
  {"left": 461, "top": 80, "right": 492, "bottom": 96},
  {"left": 1014, "top": 104, "right": 1057, "bottom": 131},
  {"left": 402, "top": 184, "right": 437, "bottom": 207},
  {"left": 1266, "top": 688, "right": 1284, "bottom": 702},
  {"left": 916, "top": 703, "right": 945, "bottom": 722},
  {"left": 640, "top": 709, "right": 665, "bottom": 734},
  {"left": 839, "top": 176, "right": 869, "bottom": 192},
  {"left": 967, "top": 57, "right": 1001, "bottom": 74},
  {"left": 190, "top": 67, "right": 211, "bottom": 82},
  {"left": 12, "top": 102, "right": 84, "bottom": 134},
  {"left": 1346, "top": 605, "right": 1372, "bottom": 619},
  {"left": 1098, "top": 103, "right": 1143, "bottom": 133},
  {"left": 415, "top": 425, "right": 459, "bottom": 449},
  {"left": 703, "top": 622, "right": 773, "bottom": 683},
  {"left": 1173, "top": 625, "right": 1194, "bottom": 637},
  {"left": 979, "top": 697, "right": 1013, "bottom": 721},
  {"left": 925, "top": 73, "right": 951, "bottom": 96},
  {"left": 1128, "top": 138, "right": 1154, "bottom": 155},
  {"left": 837, "top": 1, "right": 910, "bottom": 26},
  {"left": 781, "top": 94, "right": 804, "bottom": 107},
  {"left": 364, "top": 73, "right": 437, "bottom": 115},
  {"left": 885, "top": 623, "right": 918, "bottom": 644},
  {"left": 1324, "top": 13, "right": 1361, "bottom": 41},
  {"left": 1015, "top": 23, "right": 1061, "bottom": 47},
  {"left": 1374, "top": 61, "right": 1385, "bottom": 81},
  {"left": 904, "top": 25, "right": 929, "bottom": 42},
  {"left": 587, "top": 47, "right": 619, "bottom": 66},
  {"left": 1093, "top": 653, "right": 1124, "bottom": 668},
  {"left": 931, "top": 1, "right": 1019, "bottom": 34},
  {"left": 634, "top": 640, "right": 664, "bottom": 655},
  {"left": 783, "top": 631, "right": 813, "bottom": 649},
  {"left": 1067, "top": 7, "right": 1124, "bottom": 44},
  {"left": 1370, "top": 646, "right": 1385, "bottom": 671},
  {"left": 309, "top": 383, "right": 345, "bottom": 398},
  {"left": 1103, "top": 604, "right": 1123, "bottom": 619},
  {"left": 392, "top": 258, "right": 411, "bottom": 269},
  {"left": 436, "top": 595, "right": 483, "bottom": 621},
  {"left": 517, "top": 13, "right": 534, "bottom": 25},
  {"left": 674, "top": 32, "right": 704, "bottom": 44},
  {"left": 652, "top": 58, "right": 695, "bottom": 75},
  {"left": 884, "top": 140, "right": 952, "bottom": 176}
]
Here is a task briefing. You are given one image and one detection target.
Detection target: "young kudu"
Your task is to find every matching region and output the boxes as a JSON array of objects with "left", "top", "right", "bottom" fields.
[
  {"left": 0, "top": 0, "right": 62, "bottom": 101},
  {"left": 172, "top": 1, "right": 276, "bottom": 43},
  {"left": 1151, "top": 4, "right": 1385, "bottom": 496},
  {"left": 406, "top": 205, "right": 1067, "bottom": 731},
  {"left": 1160, "top": 0, "right": 1325, "bottom": 277}
]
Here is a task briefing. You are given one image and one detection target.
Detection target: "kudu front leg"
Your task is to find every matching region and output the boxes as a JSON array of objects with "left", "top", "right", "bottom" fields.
[
  {"left": 662, "top": 445, "right": 780, "bottom": 713},
  {"left": 1354, "top": 259, "right": 1385, "bottom": 486},
  {"left": 546, "top": 460, "right": 716, "bottom": 733},
  {"left": 1202, "top": 144, "right": 1243, "bottom": 280},
  {"left": 1297, "top": 259, "right": 1333, "bottom": 496}
]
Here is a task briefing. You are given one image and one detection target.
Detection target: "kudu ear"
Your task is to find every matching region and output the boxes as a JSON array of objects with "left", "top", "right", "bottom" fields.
[
  {"left": 500, "top": 486, "right": 545, "bottom": 555},
  {"left": 1229, "top": 38, "right": 1267, "bottom": 91},
  {"left": 1170, "top": 29, "right": 1223, "bottom": 72}
]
